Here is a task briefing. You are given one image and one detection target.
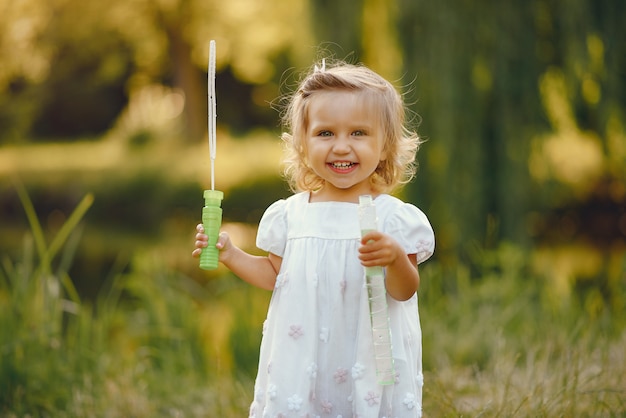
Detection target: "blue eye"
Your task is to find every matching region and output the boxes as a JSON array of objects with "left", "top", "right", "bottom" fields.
[
  {"left": 353, "top": 130, "right": 366, "bottom": 136},
  {"left": 317, "top": 131, "right": 333, "bottom": 137}
]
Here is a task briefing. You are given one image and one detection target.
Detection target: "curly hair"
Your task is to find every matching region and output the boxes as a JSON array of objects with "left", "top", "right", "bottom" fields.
[{"left": 281, "top": 62, "right": 422, "bottom": 194}]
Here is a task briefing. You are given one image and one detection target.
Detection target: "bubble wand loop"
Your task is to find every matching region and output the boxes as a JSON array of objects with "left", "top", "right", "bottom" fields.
[
  {"left": 199, "top": 40, "right": 224, "bottom": 271},
  {"left": 358, "top": 195, "right": 395, "bottom": 385}
]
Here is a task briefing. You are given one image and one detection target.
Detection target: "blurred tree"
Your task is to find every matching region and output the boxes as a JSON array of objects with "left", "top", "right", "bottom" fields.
[
  {"left": 396, "top": 0, "right": 626, "bottom": 271},
  {"left": 0, "top": 0, "right": 137, "bottom": 141},
  {"left": 309, "top": 0, "right": 364, "bottom": 59},
  {"left": 0, "top": 0, "right": 315, "bottom": 142},
  {"left": 361, "top": 0, "right": 403, "bottom": 82}
]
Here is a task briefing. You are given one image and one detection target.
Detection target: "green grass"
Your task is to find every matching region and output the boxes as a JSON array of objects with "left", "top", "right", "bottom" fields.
[
  {"left": 1, "top": 187, "right": 625, "bottom": 417},
  {"left": 419, "top": 259, "right": 626, "bottom": 416}
]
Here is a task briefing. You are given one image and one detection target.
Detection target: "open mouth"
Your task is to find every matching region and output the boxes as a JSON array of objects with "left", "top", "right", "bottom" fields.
[{"left": 329, "top": 161, "right": 357, "bottom": 171}]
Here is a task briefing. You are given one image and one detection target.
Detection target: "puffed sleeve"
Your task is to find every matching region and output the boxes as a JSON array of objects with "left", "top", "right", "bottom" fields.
[
  {"left": 384, "top": 203, "right": 435, "bottom": 264},
  {"left": 256, "top": 199, "right": 288, "bottom": 257}
]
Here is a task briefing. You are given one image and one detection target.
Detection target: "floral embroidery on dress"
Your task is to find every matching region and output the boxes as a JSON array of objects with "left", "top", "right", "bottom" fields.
[
  {"left": 351, "top": 363, "right": 365, "bottom": 380},
  {"left": 320, "top": 399, "right": 333, "bottom": 413},
  {"left": 416, "top": 372, "right": 424, "bottom": 387},
  {"left": 403, "top": 392, "right": 416, "bottom": 410},
  {"left": 307, "top": 362, "right": 318, "bottom": 379},
  {"left": 287, "top": 394, "right": 303, "bottom": 411},
  {"left": 333, "top": 367, "right": 348, "bottom": 384},
  {"left": 267, "top": 384, "right": 277, "bottom": 400},
  {"left": 288, "top": 325, "right": 304, "bottom": 339},
  {"left": 364, "top": 391, "right": 380, "bottom": 406}
]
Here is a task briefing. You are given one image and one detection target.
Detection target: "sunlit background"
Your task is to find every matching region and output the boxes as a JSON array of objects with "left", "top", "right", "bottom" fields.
[{"left": 1, "top": 0, "right": 625, "bottom": 415}]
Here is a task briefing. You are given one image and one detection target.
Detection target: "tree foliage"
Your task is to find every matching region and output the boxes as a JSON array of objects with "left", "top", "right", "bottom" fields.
[{"left": 0, "top": 0, "right": 314, "bottom": 141}]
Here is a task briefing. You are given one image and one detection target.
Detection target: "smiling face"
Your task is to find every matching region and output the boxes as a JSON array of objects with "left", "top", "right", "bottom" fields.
[{"left": 304, "top": 89, "right": 387, "bottom": 202}]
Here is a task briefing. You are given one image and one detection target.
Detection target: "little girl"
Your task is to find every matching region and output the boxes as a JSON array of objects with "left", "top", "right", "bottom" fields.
[{"left": 193, "top": 61, "right": 435, "bottom": 417}]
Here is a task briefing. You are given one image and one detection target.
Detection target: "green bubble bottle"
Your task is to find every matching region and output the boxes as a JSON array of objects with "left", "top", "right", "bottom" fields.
[
  {"left": 199, "top": 189, "right": 223, "bottom": 270},
  {"left": 358, "top": 194, "right": 395, "bottom": 385}
]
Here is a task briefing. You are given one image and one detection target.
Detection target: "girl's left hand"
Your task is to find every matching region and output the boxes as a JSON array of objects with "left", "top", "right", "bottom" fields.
[{"left": 358, "top": 231, "right": 403, "bottom": 268}]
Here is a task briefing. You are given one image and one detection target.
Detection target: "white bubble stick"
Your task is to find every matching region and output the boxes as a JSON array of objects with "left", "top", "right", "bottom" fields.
[
  {"left": 358, "top": 194, "right": 395, "bottom": 385},
  {"left": 208, "top": 39, "right": 217, "bottom": 191}
]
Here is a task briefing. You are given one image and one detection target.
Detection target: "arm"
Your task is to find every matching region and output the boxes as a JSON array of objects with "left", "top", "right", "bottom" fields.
[
  {"left": 193, "top": 224, "right": 280, "bottom": 291},
  {"left": 217, "top": 232, "right": 281, "bottom": 290},
  {"left": 358, "top": 231, "right": 420, "bottom": 301}
]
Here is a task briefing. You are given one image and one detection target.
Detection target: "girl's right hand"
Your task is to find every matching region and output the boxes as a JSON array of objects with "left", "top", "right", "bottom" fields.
[
  {"left": 192, "top": 224, "right": 233, "bottom": 260},
  {"left": 192, "top": 223, "right": 208, "bottom": 258},
  {"left": 193, "top": 223, "right": 278, "bottom": 289}
]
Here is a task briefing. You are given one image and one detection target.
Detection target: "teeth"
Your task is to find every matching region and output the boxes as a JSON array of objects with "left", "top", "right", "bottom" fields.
[{"left": 332, "top": 162, "right": 354, "bottom": 168}]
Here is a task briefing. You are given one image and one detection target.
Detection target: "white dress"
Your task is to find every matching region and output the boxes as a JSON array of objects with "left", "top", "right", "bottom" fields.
[{"left": 250, "top": 192, "right": 435, "bottom": 418}]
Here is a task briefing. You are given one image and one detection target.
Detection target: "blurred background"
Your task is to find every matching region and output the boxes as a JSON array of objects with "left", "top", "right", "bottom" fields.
[{"left": 1, "top": 0, "right": 625, "bottom": 416}]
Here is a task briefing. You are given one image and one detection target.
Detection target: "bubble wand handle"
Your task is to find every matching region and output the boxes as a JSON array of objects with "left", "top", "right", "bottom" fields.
[
  {"left": 200, "top": 189, "right": 223, "bottom": 270},
  {"left": 358, "top": 195, "right": 395, "bottom": 385},
  {"left": 200, "top": 40, "right": 223, "bottom": 270}
]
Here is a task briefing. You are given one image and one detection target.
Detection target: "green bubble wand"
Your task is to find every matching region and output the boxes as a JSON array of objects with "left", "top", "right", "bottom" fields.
[{"left": 199, "top": 40, "right": 224, "bottom": 270}]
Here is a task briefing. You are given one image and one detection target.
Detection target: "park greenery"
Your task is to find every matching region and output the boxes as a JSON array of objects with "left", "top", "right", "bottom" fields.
[{"left": 1, "top": 0, "right": 625, "bottom": 415}]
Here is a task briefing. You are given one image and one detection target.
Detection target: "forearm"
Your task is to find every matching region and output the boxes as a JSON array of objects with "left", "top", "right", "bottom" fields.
[
  {"left": 358, "top": 232, "right": 420, "bottom": 301},
  {"left": 384, "top": 253, "right": 420, "bottom": 301},
  {"left": 220, "top": 246, "right": 279, "bottom": 291}
]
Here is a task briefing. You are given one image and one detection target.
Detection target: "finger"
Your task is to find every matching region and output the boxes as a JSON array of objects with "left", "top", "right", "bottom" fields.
[
  {"left": 359, "top": 241, "right": 379, "bottom": 255},
  {"left": 191, "top": 248, "right": 201, "bottom": 258},
  {"left": 359, "top": 252, "right": 379, "bottom": 263},
  {"left": 216, "top": 232, "right": 228, "bottom": 249},
  {"left": 195, "top": 239, "right": 208, "bottom": 248},
  {"left": 359, "top": 255, "right": 381, "bottom": 267},
  {"left": 361, "top": 231, "right": 381, "bottom": 244},
  {"left": 196, "top": 223, "right": 204, "bottom": 233}
]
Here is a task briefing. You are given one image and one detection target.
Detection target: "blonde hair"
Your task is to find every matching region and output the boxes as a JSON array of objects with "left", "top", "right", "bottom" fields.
[{"left": 281, "top": 62, "right": 422, "bottom": 194}]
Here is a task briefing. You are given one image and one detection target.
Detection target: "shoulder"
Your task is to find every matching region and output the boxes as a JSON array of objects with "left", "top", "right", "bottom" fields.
[
  {"left": 376, "top": 194, "right": 427, "bottom": 221},
  {"left": 377, "top": 194, "right": 435, "bottom": 264},
  {"left": 259, "top": 191, "right": 309, "bottom": 228},
  {"left": 264, "top": 191, "right": 308, "bottom": 214},
  {"left": 257, "top": 193, "right": 307, "bottom": 255}
]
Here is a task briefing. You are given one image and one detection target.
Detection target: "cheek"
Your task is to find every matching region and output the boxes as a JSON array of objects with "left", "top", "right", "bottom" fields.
[
  {"left": 303, "top": 140, "right": 323, "bottom": 166},
  {"left": 305, "top": 139, "right": 325, "bottom": 154}
]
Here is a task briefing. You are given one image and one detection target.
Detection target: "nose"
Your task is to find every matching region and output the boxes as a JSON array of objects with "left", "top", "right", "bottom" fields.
[{"left": 332, "top": 134, "right": 351, "bottom": 154}]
